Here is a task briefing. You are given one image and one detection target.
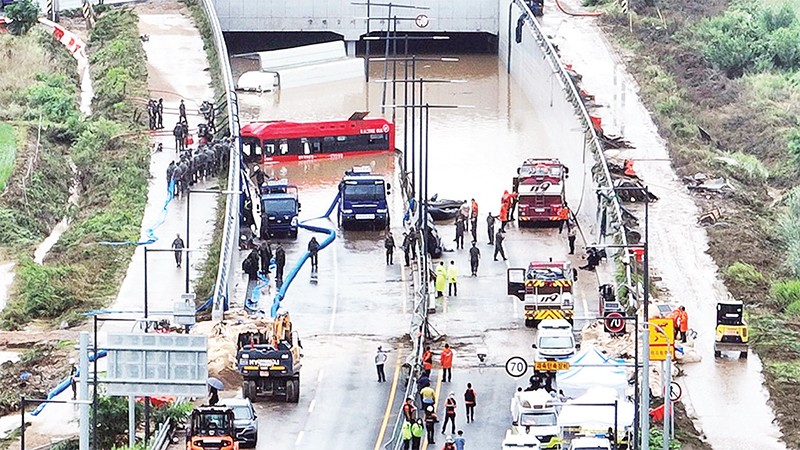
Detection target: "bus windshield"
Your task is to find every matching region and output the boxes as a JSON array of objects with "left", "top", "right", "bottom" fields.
[
  {"left": 538, "top": 336, "right": 574, "bottom": 349},
  {"left": 344, "top": 184, "right": 385, "bottom": 202}
]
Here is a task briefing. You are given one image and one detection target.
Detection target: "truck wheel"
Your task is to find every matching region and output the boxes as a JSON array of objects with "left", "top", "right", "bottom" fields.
[
  {"left": 714, "top": 350, "right": 721, "bottom": 358},
  {"left": 740, "top": 351, "right": 748, "bottom": 359},
  {"left": 243, "top": 380, "right": 256, "bottom": 401},
  {"left": 290, "top": 229, "right": 298, "bottom": 239},
  {"left": 286, "top": 379, "right": 300, "bottom": 403},
  {"left": 524, "top": 319, "right": 534, "bottom": 328}
]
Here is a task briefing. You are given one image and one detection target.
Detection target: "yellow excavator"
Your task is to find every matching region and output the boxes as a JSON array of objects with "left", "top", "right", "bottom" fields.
[{"left": 714, "top": 299, "right": 748, "bottom": 358}]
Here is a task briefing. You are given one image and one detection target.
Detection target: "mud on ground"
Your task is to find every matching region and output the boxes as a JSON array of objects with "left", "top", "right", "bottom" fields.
[
  {"left": 0, "top": 342, "right": 71, "bottom": 416},
  {"left": 600, "top": 0, "right": 800, "bottom": 447}
]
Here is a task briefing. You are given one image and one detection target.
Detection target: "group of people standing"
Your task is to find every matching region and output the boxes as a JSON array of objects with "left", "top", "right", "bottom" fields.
[
  {"left": 147, "top": 98, "right": 164, "bottom": 130},
  {"left": 166, "top": 139, "right": 230, "bottom": 197},
  {"left": 242, "top": 240, "right": 287, "bottom": 292}
]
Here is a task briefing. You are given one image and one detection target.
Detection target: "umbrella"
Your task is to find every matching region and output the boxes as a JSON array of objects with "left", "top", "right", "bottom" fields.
[{"left": 207, "top": 377, "right": 224, "bottom": 390}]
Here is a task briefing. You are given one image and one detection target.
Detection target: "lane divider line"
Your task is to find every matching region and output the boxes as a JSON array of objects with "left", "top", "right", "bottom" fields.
[{"left": 374, "top": 349, "right": 404, "bottom": 450}]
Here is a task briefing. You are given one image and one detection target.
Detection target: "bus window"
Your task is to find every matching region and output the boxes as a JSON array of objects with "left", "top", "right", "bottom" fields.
[
  {"left": 287, "top": 139, "right": 303, "bottom": 155},
  {"left": 279, "top": 139, "right": 289, "bottom": 155},
  {"left": 368, "top": 133, "right": 388, "bottom": 150},
  {"left": 322, "top": 136, "right": 336, "bottom": 153},
  {"left": 241, "top": 137, "right": 262, "bottom": 162},
  {"left": 301, "top": 139, "right": 311, "bottom": 155},
  {"left": 264, "top": 141, "right": 276, "bottom": 156}
]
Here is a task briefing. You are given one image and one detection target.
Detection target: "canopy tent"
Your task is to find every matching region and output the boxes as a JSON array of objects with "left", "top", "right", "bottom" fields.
[
  {"left": 558, "top": 386, "right": 635, "bottom": 432},
  {"left": 556, "top": 346, "right": 628, "bottom": 399}
]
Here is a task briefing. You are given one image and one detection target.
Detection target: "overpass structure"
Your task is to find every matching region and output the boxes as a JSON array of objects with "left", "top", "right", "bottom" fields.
[{"left": 211, "top": 0, "right": 499, "bottom": 50}]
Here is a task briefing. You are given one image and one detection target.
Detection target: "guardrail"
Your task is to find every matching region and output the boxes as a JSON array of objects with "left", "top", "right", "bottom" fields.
[
  {"left": 510, "top": 0, "right": 636, "bottom": 308},
  {"left": 149, "top": 417, "right": 172, "bottom": 450},
  {"left": 195, "top": 0, "right": 242, "bottom": 321}
]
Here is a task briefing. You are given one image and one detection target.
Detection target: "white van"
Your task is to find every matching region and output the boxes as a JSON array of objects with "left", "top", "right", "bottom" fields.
[{"left": 534, "top": 319, "right": 577, "bottom": 360}]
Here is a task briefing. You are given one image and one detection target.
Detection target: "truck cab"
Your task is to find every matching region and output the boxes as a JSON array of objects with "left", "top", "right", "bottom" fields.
[
  {"left": 508, "top": 261, "right": 576, "bottom": 327},
  {"left": 513, "top": 159, "right": 568, "bottom": 226},
  {"left": 510, "top": 390, "right": 561, "bottom": 449},
  {"left": 338, "top": 166, "right": 390, "bottom": 230},
  {"left": 260, "top": 179, "right": 300, "bottom": 239}
]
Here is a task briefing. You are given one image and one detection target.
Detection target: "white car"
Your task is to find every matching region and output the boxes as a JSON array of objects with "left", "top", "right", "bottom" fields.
[
  {"left": 568, "top": 436, "right": 611, "bottom": 450},
  {"left": 534, "top": 319, "right": 577, "bottom": 359},
  {"left": 502, "top": 429, "right": 541, "bottom": 449},
  {"left": 510, "top": 390, "right": 560, "bottom": 449}
]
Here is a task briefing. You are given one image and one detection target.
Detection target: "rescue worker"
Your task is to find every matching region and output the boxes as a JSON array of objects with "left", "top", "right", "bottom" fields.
[
  {"left": 469, "top": 242, "right": 480, "bottom": 276},
  {"left": 275, "top": 244, "right": 286, "bottom": 287},
  {"left": 464, "top": 383, "right": 476, "bottom": 423},
  {"left": 171, "top": 233, "right": 185, "bottom": 268},
  {"left": 375, "top": 346, "right": 388, "bottom": 382},
  {"left": 422, "top": 346, "right": 433, "bottom": 376},
  {"left": 678, "top": 306, "right": 689, "bottom": 343},
  {"left": 408, "top": 227, "right": 418, "bottom": 260},
  {"left": 424, "top": 406, "right": 439, "bottom": 445},
  {"left": 258, "top": 241, "right": 272, "bottom": 275},
  {"left": 251, "top": 164, "right": 266, "bottom": 188},
  {"left": 402, "top": 232, "right": 412, "bottom": 266},
  {"left": 173, "top": 121, "right": 184, "bottom": 152},
  {"left": 166, "top": 160, "right": 176, "bottom": 184},
  {"left": 454, "top": 430, "right": 465, "bottom": 450},
  {"left": 208, "top": 385, "right": 219, "bottom": 406},
  {"left": 403, "top": 397, "right": 417, "bottom": 422},
  {"left": 241, "top": 251, "right": 260, "bottom": 282},
  {"left": 147, "top": 99, "right": 155, "bottom": 130},
  {"left": 179, "top": 99, "right": 187, "bottom": 122},
  {"left": 435, "top": 262, "right": 447, "bottom": 298},
  {"left": 402, "top": 420, "right": 413, "bottom": 450},
  {"left": 157, "top": 98, "right": 164, "bottom": 129},
  {"left": 417, "top": 373, "right": 431, "bottom": 390},
  {"left": 260, "top": 214, "right": 270, "bottom": 241},
  {"left": 447, "top": 261, "right": 458, "bottom": 297},
  {"left": 486, "top": 212, "right": 497, "bottom": 245},
  {"left": 441, "top": 343, "right": 453, "bottom": 382},
  {"left": 443, "top": 436, "right": 456, "bottom": 450},
  {"left": 579, "top": 247, "right": 601, "bottom": 271},
  {"left": 494, "top": 229, "right": 507, "bottom": 261},
  {"left": 420, "top": 384, "right": 436, "bottom": 409},
  {"left": 454, "top": 216, "right": 465, "bottom": 250},
  {"left": 69, "top": 360, "right": 78, "bottom": 400},
  {"left": 385, "top": 231, "right": 396, "bottom": 265},
  {"left": 568, "top": 222, "right": 577, "bottom": 255},
  {"left": 558, "top": 203, "right": 570, "bottom": 233},
  {"left": 441, "top": 393, "right": 457, "bottom": 434},
  {"left": 308, "top": 237, "right": 320, "bottom": 271},
  {"left": 469, "top": 198, "right": 478, "bottom": 243},
  {"left": 411, "top": 418, "right": 424, "bottom": 450}
]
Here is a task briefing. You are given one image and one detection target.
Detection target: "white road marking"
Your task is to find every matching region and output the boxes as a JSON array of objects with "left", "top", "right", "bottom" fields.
[
  {"left": 317, "top": 369, "right": 325, "bottom": 383},
  {"left": 295, "top": 430, "right": 304, "bottom": 446},
  {"left": 329, "top": 242, "right": 339, "bottom": 332},
  {"left": 308, "top": 398, "right": 316, "bottom": 413}
]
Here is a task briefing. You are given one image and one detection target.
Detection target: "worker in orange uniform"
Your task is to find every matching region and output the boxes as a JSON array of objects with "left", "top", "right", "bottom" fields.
[
  {"left": 557, "top": 202, "right": 570, "bottom": 233},
  {"left": 677, "top": 306, "right": 689, "bottom": 343},
  {"left": 441, "top": 343, "right": 454, "bottom": 382},
  {"left": 669, "top": 309, "right": 681, "bottom": 341},
  {"left": 422, "top": 346, "right": 433, "bottom": 376}
]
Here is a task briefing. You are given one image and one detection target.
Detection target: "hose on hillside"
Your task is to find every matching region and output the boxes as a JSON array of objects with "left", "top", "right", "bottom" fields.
[
  {"left": 99, "top": 178, "right": 176, "bottom": 246},
  {"left": 30, "top": 350, "right": 108, "bottom": 416}
]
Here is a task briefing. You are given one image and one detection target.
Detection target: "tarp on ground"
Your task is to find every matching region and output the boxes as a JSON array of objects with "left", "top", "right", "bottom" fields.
[
  {"left": 556, "top": 345, "right": 627, "bottom": 399},
  {"left": 557, "top": 386, "right": 635, "bottom": 432}
]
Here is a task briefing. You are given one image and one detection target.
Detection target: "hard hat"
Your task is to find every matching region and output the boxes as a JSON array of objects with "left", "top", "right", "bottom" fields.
[
  {"left": 446, "top": 436, "right": 454, "bottom": 443},
  {"left": 426, "top": 406, "right": 434, "bottom": 413}
]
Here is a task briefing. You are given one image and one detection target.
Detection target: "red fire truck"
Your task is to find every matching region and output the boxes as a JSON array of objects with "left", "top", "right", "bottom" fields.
[
  {"left": 513, "top": 158, "right": 568, "bottom": 226},
  {"left": 507, "top": 260, "right": 575, "bottom": 328},
  {"left": 240, "top": 112, "right": 395, "bottom": 164}
]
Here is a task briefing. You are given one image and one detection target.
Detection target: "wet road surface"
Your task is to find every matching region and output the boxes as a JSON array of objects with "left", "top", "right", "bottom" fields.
[
  {"left": 540, "top": 2, "right": 786, "bottom": 448},
  {"left": 230, "top": 54, "right": 606, "bottom": 449}
]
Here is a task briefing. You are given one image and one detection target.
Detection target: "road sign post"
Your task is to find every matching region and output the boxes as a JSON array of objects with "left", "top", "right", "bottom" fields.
[
  {"left": 604, "top": 312, "right": 626, "bottom": 334},
  {"left": 649, "top": 318, "right": 675, "bottom": 361},
  {"left": 505, "top": 356, "right": 528, "bottom": 378}
]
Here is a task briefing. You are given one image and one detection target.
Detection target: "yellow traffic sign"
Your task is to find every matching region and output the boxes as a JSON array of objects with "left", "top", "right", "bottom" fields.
[
  {"left": 534, "top": 361, "right": 570, "bottom": 371},
  {"left": 649, "top": 318, "right": 675, "bottom": 361}
]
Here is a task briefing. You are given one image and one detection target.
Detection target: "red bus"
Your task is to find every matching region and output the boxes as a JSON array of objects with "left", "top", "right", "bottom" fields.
[{"left": 240, "top": 112, "right": 395, "bottom": 164}]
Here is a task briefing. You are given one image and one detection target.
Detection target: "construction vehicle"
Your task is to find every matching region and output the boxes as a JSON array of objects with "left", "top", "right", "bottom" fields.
[
  {"left": 186, "top": 405, "right": 240, "bottom": 450},
  {"left": 513, "top": 159, "right": 568, "bottom": 227},
  {"left": 338, "top": 166, "right": 391, "bottom": 230},
  {"left": 714, "top": 299, "right": 748, "bottom": 358},
  {"left": 508, "top": 260, "right": 576, "bottom": 327},
  {"left": 236, "top": 312, "right": 302, "bottom": 403},
  {"left": 260, "top": 179, "right": 301, "bottom": 239}
]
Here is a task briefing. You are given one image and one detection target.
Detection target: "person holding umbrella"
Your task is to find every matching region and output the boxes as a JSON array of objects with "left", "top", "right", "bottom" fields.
[{"left": 207, "top": 378, "right": 223, "bottom": 405}]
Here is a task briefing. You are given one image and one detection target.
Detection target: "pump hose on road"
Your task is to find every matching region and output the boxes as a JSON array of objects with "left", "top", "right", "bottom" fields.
[
  {"left": 554, "top": 0, "right": 602, "bottom": 17},
  {"left": 246, "top": 193, "right": 340, "bottom": 318}
]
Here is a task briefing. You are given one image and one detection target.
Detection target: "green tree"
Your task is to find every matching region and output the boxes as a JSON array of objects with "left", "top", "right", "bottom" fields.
[{"left": 5, "top": 0, "right": 40, "bottom": 36}]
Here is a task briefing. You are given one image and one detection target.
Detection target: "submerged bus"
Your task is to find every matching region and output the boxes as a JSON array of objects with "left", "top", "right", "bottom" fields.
[{"left": 241, "top": 112, "right": 395, "bottom": 164}]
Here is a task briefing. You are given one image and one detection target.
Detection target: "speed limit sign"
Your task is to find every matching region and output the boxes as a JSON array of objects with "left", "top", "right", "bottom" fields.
[
  {"left": 505, "top": 356, "right": 528, "bottom": 378},
  {"left": 415, "top": 14, "right": 430, "bottom": 28},
  {"left": 604, "top": 312, "right": 626, "bottom": 334}
]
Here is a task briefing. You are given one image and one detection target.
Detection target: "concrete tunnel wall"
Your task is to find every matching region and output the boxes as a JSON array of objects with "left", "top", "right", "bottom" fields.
[{"left": 498, "top": 0, "right": 604, "bottom": 257}]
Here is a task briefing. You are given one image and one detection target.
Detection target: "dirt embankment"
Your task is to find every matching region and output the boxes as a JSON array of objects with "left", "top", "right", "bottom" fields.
[{"left": 598, "top": 0, "right": 800, "bottom": 447}]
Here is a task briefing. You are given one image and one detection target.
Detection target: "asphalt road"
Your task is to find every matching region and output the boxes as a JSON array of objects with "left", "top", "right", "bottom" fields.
[{"left": 226, "top": 55, "right": 605, "bottom": 449}]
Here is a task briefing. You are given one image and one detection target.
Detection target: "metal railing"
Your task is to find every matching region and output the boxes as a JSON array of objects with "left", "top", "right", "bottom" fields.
[
  {"left": 195, "top": 0, "right": 242, "bottom": 321},
  {"left": 149, "top": 418, "right": 172, "bottom": 450},
  {"left": 511, "top": 0, "right": 636, "bottom": 308}
]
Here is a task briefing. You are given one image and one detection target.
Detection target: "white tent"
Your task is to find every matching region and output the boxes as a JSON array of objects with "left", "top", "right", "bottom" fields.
[
  {"left": 556, "top": 346, "right": 628, "bottom": 399},
  {"left": 558, "top": 386, "right": 635, "bottom": 432}
]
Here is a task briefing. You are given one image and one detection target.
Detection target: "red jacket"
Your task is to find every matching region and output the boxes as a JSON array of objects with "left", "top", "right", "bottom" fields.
[
  {"left": 422, "top": 350, "right": 433, "bottom": 370},
  {"left": 440, "top": 348, "right": 453, "bottom": 369}
]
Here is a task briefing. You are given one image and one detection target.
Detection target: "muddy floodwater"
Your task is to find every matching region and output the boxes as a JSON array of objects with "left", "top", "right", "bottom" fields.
[{"left": 232, "top": 50, "right": 784, "bottom": 450}]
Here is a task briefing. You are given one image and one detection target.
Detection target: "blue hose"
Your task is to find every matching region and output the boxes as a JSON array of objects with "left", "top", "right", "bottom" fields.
[
  {"left": 100, "top": 178, "right": 176, "bottom": 246},
  {"left": 268, "top": 193, "right": 340, "bottom": 318},
  {"left": 30, "top": 350, "right": 108, "bottom": 416}
]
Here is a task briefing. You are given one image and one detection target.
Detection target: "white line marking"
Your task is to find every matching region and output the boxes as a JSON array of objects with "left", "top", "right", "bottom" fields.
[
  {"left": 308, "top": 398, "right": 316, "bottom": 413},
  {"left": 295, "top": 430, "right": 304, "bottom": 446},
  {"left": 329, "top": 242, "right": 339, "bottom": 332},
  {"left": 317, "top": 369, "right": 324, "bottom": 383}
]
